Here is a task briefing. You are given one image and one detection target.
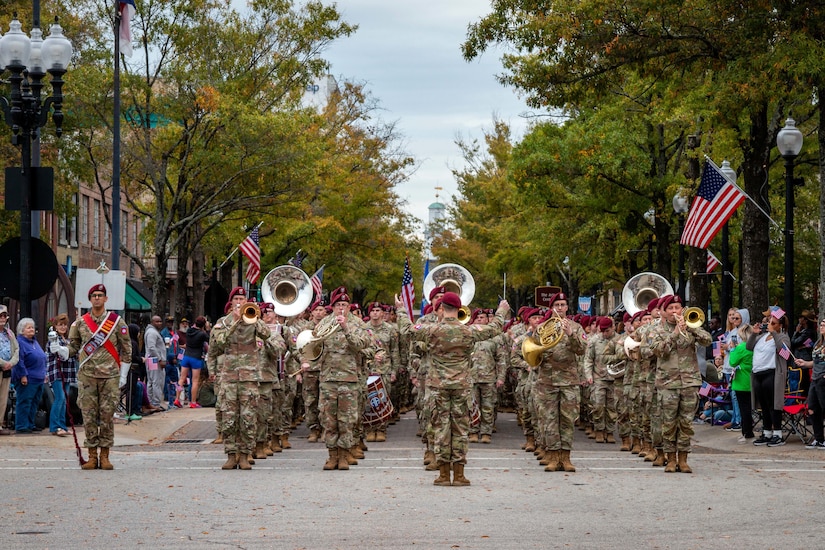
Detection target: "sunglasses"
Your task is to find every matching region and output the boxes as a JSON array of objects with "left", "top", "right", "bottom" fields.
[{"left": 90, "top": 293, "right": 106, "bottom": 298}]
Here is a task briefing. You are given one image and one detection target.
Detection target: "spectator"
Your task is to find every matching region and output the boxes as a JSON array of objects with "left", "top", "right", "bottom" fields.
[
  {"left": 47, "top": 313, "right": 78, "bottom": 436},
  {"left": 722, "top": 308, "right": 750, "bottom": 431},
  {"left": 790, "top": 310, "right": 816, "bottom": 396},
  {"left": 13, "top": 317, "right": 47, "bottom": 433},
  {"left": 0, "top": 305, "right": 19, "bottom": 435},
  {"left": 125, "top": 324, "right": 146, "bottom": 420},
  {"left": 728, "top": 323, "right": 755, "bottom": 443},
  {"left": 795, "top": 317, "right": 825, "bottom": 448},
  {"left": 144, "top": 316, "right": 168, "bottom": 409},
  {"left": 161, "top": 315, "right": 177, "bottom": 402},
  {"left": 747, "top": 310, "right": 790, "bottom": 447},
  {"left": 178, "top": 316, "right": 208, "bottom": 408}
]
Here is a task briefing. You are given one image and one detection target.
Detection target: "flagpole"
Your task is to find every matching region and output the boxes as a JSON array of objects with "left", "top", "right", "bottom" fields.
[
  {"left": 705, "top": 156, "right": 780, "bottom": 229},
  {"left": 219, "top": 221, "right": 263, "bottom": 269}
]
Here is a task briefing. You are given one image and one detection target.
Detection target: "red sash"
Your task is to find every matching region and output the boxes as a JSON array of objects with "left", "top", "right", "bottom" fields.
[{"left": 81, "top": 312, "right": 122, "bottom": 365}]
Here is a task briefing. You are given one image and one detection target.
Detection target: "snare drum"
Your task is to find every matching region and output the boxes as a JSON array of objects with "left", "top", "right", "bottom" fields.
[{"left": 363, "top": 375, "right": 394, "bottom": 427}]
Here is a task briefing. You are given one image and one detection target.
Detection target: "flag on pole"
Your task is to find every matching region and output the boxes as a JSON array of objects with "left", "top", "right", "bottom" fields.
[
  {"left": 119, "top": 0, "right": 136, "bottom": 58},
  {"left": 419, "top": 258, "right": 430, "bottom": 312},
  {"left": 401, "top": 255, "right": 415, "bottom": 321},
  {"left": 778, "top": 343, "right": 792, "bottom": 361},
  {"left": 680, "top": 160, "right": 746, "bottom": 249},
  {"left": 310, "top": 265, "right": 325, "bottom": 299},
  {"left": 706, "top": 250, "right": 721, "bottom": 273},
  {"left": 239, "top": 226, "right": 261, "bottom": 284},
  {"left": 804, "top": 338, "right": 814, "bottom": 348}
]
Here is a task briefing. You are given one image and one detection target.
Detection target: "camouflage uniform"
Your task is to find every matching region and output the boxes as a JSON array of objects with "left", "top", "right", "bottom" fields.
[
  {"left": 639, "top": 320, "right": 663, "bottom": 453},
  {"left": 366, "top": 320, "right": 400, "bottom": 436},
  {"left": 306, "top": 313, "right": 372, "bottom": 451},
  {"left": 68, "top": 311, "right": 131, "bottom": 450},
  {"left": 258, "top": 323, "right": 287, "bottom": 450},
  {"left": 293, "top": 317, "right": 321, "bottom": 434},
  {"left": 412, "top": 312, "right": 439, "bottom": 446},
  {"left": 399, "top": 305, "right": 505, "bottom": 465},
  {"left": 209, "top": 315, "right": 271, "bottom": 457},
  {"left": 510, "top": 326, "right": 535, "bottom": 442},
  {"left": 649, "top": 319, "right": 711, "bottom": 454},
  {"left": 583, "top": 331, "right": 624, "bottom": 439},
  {"left": 532, "top": 322, "right": 587, "bottom": 452},
  {"left": 470, "top": 333, "right": 508, "bottom": 437},
  {"left": 395, "top": 325, "right": 413, "bottom": 411}
]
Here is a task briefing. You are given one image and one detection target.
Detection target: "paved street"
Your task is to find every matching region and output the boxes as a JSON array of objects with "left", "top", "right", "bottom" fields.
[{"left": 1, "top": 409, "right": 823, "bottom": 549}]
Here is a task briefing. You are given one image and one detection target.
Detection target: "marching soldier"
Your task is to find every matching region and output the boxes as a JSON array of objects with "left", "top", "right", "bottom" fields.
[
  {"left": 511, "top": 308, "right": 545, "bottom": 452},
  {"left": 469, "top": 309, "right": 508, "bottom": 444},
  {"left": 365, "top": 302, "right": 400, "bottom": 442},
  {"left": 299, "top": 300, "right": 327, "bottom": 442},
  {"left": 584, "top": 317, "right": 624, "bottom": 444},
  {"left": 413, "top": 285, "right": 445, "bottom": 469}
]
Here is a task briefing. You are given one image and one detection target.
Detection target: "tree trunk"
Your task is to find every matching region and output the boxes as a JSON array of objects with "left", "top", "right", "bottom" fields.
[{"left": 819, "top": 95, "right": 825, "bottom": 318}]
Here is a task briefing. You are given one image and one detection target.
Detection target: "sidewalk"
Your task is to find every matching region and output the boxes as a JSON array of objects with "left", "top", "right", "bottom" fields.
[{"left": 691, "top": 421, "right": 819, "bottom": 459}]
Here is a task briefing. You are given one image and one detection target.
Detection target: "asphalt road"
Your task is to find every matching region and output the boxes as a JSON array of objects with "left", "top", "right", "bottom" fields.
[{"left": 1, "top": 410, "right": 823, "bottom": 549}]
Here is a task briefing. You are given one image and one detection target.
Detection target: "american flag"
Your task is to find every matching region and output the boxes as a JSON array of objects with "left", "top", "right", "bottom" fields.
[
  {"left": 779, "top": 343, "right": 792, "bottom": 361},
  {"left": 401, "top": 255, "right": 415, "bottom": 321},
  {"left": 804, "top": 338, "right": 814, "bottom": 348},
  {"left": 239, "top": 226, "right": 261, "bottom": 284},
  {"left": 680, "top": 161, "right": 746, "bottom": 249},
  {"left": 310, "top": 264, "right": 325, "bottom": 299},
  {"left": 119, "top": 0, "right": 136, "bottom": 58},
  {"left": 769, "top": 305, "right": 786, "bottom": 320},
  {"left": 712, "top": 341, "right": 721, "bottom": 357},
  {"left": 706, "top": 250, "right": 720, "bottom": 273},
  {"left": 145, "top": 356, "right": 159, "bottom": 371}
]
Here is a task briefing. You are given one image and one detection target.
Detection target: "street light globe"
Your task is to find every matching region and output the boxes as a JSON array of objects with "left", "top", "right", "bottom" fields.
[
  {"left": 41, "top": 18, "right": 72, "bottom": 72},
  {"left": 719, "top": 160, "right": 737, "bottom": 184},
  {"left": 0, "top": 16, "right": 31, "bottom": 69},
  {"left": 777, "top": 118, "right": 803, "bottom": 158},
  {"left": 672, "top": 192, "right": 689, "bottom": 214},
  {"left": 28, "top": 27, "right": 43, "bottom": 73}
]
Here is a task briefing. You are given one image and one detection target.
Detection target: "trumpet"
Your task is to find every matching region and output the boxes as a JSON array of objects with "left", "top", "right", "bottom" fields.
[
  {"left": 683, "top": 307, "right": 704, "bottom": 329},
  {"left": 242, "top": 302, "right": 260, "bottom": 324},
  {"left": 457, "top": 306, "right": 472, "bottom": 324}
]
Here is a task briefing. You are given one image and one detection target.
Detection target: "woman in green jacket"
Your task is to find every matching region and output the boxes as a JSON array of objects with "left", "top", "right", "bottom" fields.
[{"left": 728, "top": 324, "right": 754, "bottom": 443}]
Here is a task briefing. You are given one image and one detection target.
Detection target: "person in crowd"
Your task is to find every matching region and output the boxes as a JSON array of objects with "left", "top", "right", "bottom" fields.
[
  {"left": 0, "top": 305, "right": 19, "bottom": 435},
  {"left": 790, "top": 310, "right": 817, "bottom": 396},
  {"left": 144, "top": 315, "right": 168, "bottom": 409},
  {"left": 66, "top": 284, "right": 131, "bottom": 469},
  {"left": 126, "top": 323, "right": 146, "bottom": 420},
  {"left": 721, "top": 308, "right": 749, "bottom": 431},
  {"left": 747, "top": 309, "right": 791, "bottom": 447},
  {"left": 728, "top": 323, "right": 755, "bottom": 443},
  {"left": 161, "top": 316, "right": 178, "bottom": 403},
  {"left": 796, "top": 317, "right": 825, "bottom": 449},
  {"left": 47, "top": 313, "right": 79, "bottom": 435},
  {"left": 178, "top": 316, "right": 209, "bottom": 408},
  {"left": 13, "top": 317, "right": 47, "bottom": 433}
]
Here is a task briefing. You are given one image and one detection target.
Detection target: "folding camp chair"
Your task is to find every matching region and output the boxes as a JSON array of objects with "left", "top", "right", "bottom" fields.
[{"left": 781, "top": 365, "right": 812, "bottom": 444}]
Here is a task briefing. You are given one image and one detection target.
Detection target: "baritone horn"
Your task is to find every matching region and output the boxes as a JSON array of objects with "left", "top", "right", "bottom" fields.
[
  {"left": 261, "top": 265, "right": 314, "bottom": 318},
  {"left": 683, "top": 307, "right": 705, "bottom": 329}
]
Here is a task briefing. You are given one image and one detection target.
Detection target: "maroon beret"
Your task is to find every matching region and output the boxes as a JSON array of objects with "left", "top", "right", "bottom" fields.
[
  {"left": 428, "top": 285, "right": 446, "bottom": 301},
  {"left": 646, "top": 297, "right": 660, "bottom": 313},
  {"left": 423, "top": 304, "right": 433, "bottom": 315},
  {"left": 623, "top": 312, "right": 631, "bottom": 323},
  {"left": 260, "top": 302, "right": 275, "bottom": 314},
  {"left": 598, "top": 316, "right": 613, "bottom": 331},
  {"left": 367, "top": 302, "right": 383, "bottom": 313},
  {"left": 580, "top": 315, "right": 591, "bottom": 327},
  {"left": 548, "top": 292, "right": 567, "bottom": 307},
  {"left": 440, "top": 292, "right": 461, "bottom": 309},
  {"left": 229, "top": 286, "right": 246, "bottom": 300},
  {"left": 331, "top": 286, "right": 350, "bottom": 304},
  {"left": 657, "top": 294, "right": 682, "bottom": 310},
  {"left": 88, "top": 283, "right": 107, "bottom": 299}
]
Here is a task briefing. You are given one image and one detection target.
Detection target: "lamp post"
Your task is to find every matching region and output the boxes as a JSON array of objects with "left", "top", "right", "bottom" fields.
[
  {"left": 718, "top": 160, "right": 737, "bottom": 317},
  {"left": 777, "top": 118, "right": 804, "bottom": 326},
  {"left": 672, "top": 192, "right": 689, "bottom": 300},
  {"left": 0, "top": 12, "right": 72, "bottom": 319}
]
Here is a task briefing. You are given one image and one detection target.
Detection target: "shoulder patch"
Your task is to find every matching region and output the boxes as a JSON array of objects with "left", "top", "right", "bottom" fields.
[
  {"left": 413, "top": 324, "right": 422, "bottom": 330},
  {"left": 121, "top": 326, "right": 128, "bottom": 335}
]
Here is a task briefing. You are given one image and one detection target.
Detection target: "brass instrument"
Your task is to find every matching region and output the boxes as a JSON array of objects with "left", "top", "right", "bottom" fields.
[
  {"left": 606, "top": 360, "right": 626, "bottom": 377},
  {"left": 260, "top": 265, "right": 314, "bottom": 318},
  {"left": 422, "top": 263, "right": 475, "bottom": 306},
  {"left": 624, "top": 335, "right": 642, "bottom": 361},
  {"left": 295, "top": 316, "right": 341, "bottom": 361},
  {"left": 457, "top": 306, "right": 472, "bottom": 324},
  {"left": 621, "top": 272, "right": 675, "bottom": 316},
  {"left": 683, "top": 307, "right": 705, "bottom": 329},
  {"left": 521, "top": 314, "right": 566, "bottom": 367},
  {"left": 242, "top": 302, "right": 260, "bottom": 324}
]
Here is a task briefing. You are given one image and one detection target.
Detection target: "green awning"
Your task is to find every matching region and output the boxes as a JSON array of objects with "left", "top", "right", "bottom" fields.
[{"left": 125, "top": 280, "right": 151, "bottom": 311}]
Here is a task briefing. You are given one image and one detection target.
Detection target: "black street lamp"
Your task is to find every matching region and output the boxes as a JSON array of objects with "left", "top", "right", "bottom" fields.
[
  {"left": 0, "top": 13, "right": 72, "bottom": 318},
  {"left": 672, "top": 192, "right": 689, "bottom": 300},
  {"left": 777, "top": 118, "right": 803, "bottom": 325}
]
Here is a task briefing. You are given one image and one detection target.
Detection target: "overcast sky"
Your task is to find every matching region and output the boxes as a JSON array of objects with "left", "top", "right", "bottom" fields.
[{"left": 322, "top": 1, "right": 532, "bottom": 228}]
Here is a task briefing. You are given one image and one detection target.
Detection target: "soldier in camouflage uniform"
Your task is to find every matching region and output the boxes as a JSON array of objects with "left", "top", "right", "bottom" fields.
[
  {"left": 365, "top": 302, "right": 400, "bottom": 442},
  {"left": 398, "top": 292, "right": 509, "bottom": 486},
  {"left": 584, "top": 317, "right": 625, "bottom": 444},
  {"left": 511, "top": 308, "right": 544, "bottom": 452},
  {"left": 209, "top": 287, "right": 272, "bottom": 470},
  {"left": 413, "top": 286, "right": 445, "bottom": 469},
  {"left": 66, "top": 283, "right": 131, "bottom": 470},
  {"left": 298, "top": 301, "right": 327, "bottom": 442},
  {"left": 640, "top": 299, "right": 666, "bottom": 465},
  {"left": 649, "top": 295, "right": 711, "bottom": 473},
  {"left": 622, "top": 312, "right": 645, "bottom": 454},
  {"left": 469, "top": 309, "right": 508, "bottom": 443},
  {"left": 300, "top": 286, "right": 373, "bottom": 471},
  {"left": 258, "top": 303, "right": 289, "bottom": 456}
]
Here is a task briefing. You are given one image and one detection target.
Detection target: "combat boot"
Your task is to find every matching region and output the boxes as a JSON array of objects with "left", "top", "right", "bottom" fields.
[
  {"left": 524, "top": 435, "right": 536, "bottom": 452},
  {"left": 586, "top": 426, "right": 596, "bottom": 439},
  {"left": 323, "top": 448, "right": 339, "bottom": 470},
  {"left": 98, "top": 448, "right": 114, "bottom": 470},
  {"left": 345, "top": 448, "right": 358, "bottom": 465},
  {"left": 221, "top": 453, "right": 239, "bottom": 470},
  {"left": 247, "top": 453, "right": 255, "bottom": 465},
  {"left": 630, "top": 437, "right": 642, "bottom": 454},
  {"left": 481, "top": 434, "right": 491, "bottom": 444},
  {"left": 595, "top": 430, "right": 605, "bottom": 443},
  {"left": 82, "top": 448, "right": 99, "bottom": 470},
  {"left": 214, "top": 433, "right": 224, "bottom": 444},
  {"left": 366, "top": 431, "right": 377, "bottom": 442},
  {"left": 433, "top": 462, "right": 451, "bottom": 486},
  {"left": 425, "top": 458, "right": 439, "bottom": 471},
  {"left": 238, "top": 453, "right": 252, "bottom": 470},
  {"left": 677, "top": 451, "right": 692, "bottom": 474},
  {"left": 270, "top": 434, "right": 282, "bottom": 453},
  {"left": 351, "top": 445, "right": 365, "bottom": 460},
  {"left": 308, "top": 428, "right": 321, "bottom": 443},
  {"left": 643, "top": 442, "right": 655, "bottom": 461},
  {"left": 263, "top": 440, "right": 275, "bottom": 456},
  {"left": 359, "top": 438, "right": 369, "bottom": 452},
  {"left": 606, "top": 432, "right": 616, "bottom": 444},
  {"left": 280, "top": 433, "right": 291, "bottom": 449},
  {"left": 423, "top": 450, "right": 435, "bottom": 465},
  {"left": 468, "top": 433, "right": 479, "bottom": 443},
  {"left": 452, "top": 463, "right": 470, "bottom": 486},
  {"left": 253, "top": 442, "right": 268, "bottom": 460},
  {"left": 376, "top": 430, "right": 387, "bottom": 442},
  {"left": 559, "top": 449, "right": 576, "bottom": 472},
  {"left": 652, "top": 448, "right": 666, "bottom": 467},
  {"left": 337, "top": 447, "right": 350, "bottom": 470},
  {"left": 543, "top": 450, "right": 560, "bottom": 472},
  {"left": 539, "top": 449, "right": 552, "bottom": 466},
  {"left": 664, "top": 452, "right": 678, "bottom": 473},
  {"left": 620, "top": 436, "right": 631, "bottom": 451}
]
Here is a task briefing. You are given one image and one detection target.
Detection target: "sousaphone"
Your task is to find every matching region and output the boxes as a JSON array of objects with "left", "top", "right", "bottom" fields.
[
  {"left": 621, "top": 272, "right": 674, "bottom": 317},
  {"left": 422, "top": 263, "right": 475, "bottom": 306},
  {"left": 261, "top": 265, "right": 314, "bottom": 317}
]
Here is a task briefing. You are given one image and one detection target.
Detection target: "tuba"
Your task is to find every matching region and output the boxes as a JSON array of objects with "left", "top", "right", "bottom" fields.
[
  {"left": 422, "top": 263, "right": 475, "bottom": 306},
  {"left": 261, "top": 265, "right": 314, "bottom": 318},
  {"left": 621, "top": 272, "right": 674, "bottom": 316},
  {"left": 521, "top": 314, "right": 566, "bottom": 367}
]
